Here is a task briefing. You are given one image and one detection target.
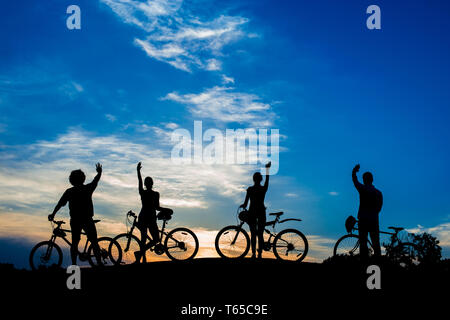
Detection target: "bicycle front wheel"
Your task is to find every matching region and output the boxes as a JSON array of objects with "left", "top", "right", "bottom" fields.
[
  {"left": 87, "top": 237, "right": 122, "bottom": 267},
  {"left": 215, "top": 226, "right": 250, "bottom": 259},
  {"left": 273, "top": 229, "right": 308, "bottom": 262},
  {"left": 29, "top": 241, "right": 63, "bottom": 271},
  {"left": 333, "top": 234, "right": 362, "bottom": 256},
  {"left": 164, "top": 228, "right": 199, "bottom": 261},
  {"left": 113, "top": 233, "right": 142, "bottom": 264}
]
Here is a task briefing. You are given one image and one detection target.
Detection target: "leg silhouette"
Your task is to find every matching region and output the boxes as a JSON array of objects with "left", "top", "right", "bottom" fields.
[
  {"left": 249, "top": 221, "right": 257, "bottom": 258},
  {"left": 139, "top": 226, "right": 148, "bottom": 263},
  {"left": 370, "top": 229, "right": 381, "bottom": 257},
  {"left": 84, "top": 219, "right": 102, "bottom": 265},
  {"left": 70, "top": 220, "right": 82, "bottom": 265},
  {"left": 148, "top": 219, "right": 159, "bottom": 244},
  {"left": 359, "top": 226, "right": 369, "bottom": 263},
  {"left": 256, "top": 215, "right": 266, "bottom": 258}
]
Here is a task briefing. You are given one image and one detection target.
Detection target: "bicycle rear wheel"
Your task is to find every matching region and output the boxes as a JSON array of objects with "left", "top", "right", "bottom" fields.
[
  {"left": 273, "top": 229, "right": 308, "bottom": 262},
  {"left": 112, "top": 233, "right": 142, "bottom": 264},
  {"left": 333, "top": 234, "right": 373, "bottom": 257},
  {"left": 215, "top": 226, "right": 250, "bottom": 259},
  {"left": 87, "top": 237, "right": 122, "bottom": 267},
  {"left": 29, "top": 241, "right": 63, "bottom": 270},
  {"left": 164, "top": 228, "right": 199, "bottom": 261}
]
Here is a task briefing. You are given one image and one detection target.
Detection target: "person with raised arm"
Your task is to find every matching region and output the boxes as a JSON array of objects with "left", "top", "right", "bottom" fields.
[
  {"left": 48, "top": 163, "right": 103, "bottom": 266},
  {"left": 134, "top": 162, "right": 164, "bottom": 263},
  {"left": 240, "top": 162, "right": 271, "bottom": 259},
  {"left": 352, "top": 164, "right": 383, "bottom": 262}
]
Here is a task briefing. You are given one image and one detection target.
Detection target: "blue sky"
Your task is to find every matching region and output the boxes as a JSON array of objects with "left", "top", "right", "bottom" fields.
[{"left": 1, "top": 0, "right": 449, "bottom": 267}]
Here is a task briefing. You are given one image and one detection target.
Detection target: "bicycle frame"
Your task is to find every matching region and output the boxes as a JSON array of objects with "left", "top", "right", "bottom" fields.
[
  {"left": 49, "top": 222, "right": 92, "bottom": 259},
  {"left": 230, "top": 215, "right": 303, "bottom": 248},
  {"left": 350, "top": 223, "right": 401, "bottom": 251},
  {"left": 351, "top": 224, "right": 397, "bottom": 238},
  {"left": 125, "top": 211, "right": 183, "bottom": 252}
]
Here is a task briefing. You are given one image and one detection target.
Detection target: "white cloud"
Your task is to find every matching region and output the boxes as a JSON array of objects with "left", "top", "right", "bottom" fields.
[
  {"left": 164, "top": 122, "right": 179, "bottom": 130},
  {"left": 58, "top": 81, "right": 84, "bottom": 100},
  {"left": 0, "top": 129, "right": 253, "bottom": 217},
  {"left": 71, "top": 81, "right": 84, "bottom": 93},
  {"left": 134, "top": 39, "right": 192, "bottom": 71},
  {"left": 285, "top": 193, "right": 298, "bottom": 198},
  {"left": 305, "top": 235, "right": 338, "bottom": 262},
  {"left": 407, "top": 222, "right": 450, "bottom": 248},
  {"left": 105, "top": 114, "right": 117, "bottom": 122},
  {"left": 163, "top": 86, "right": 275, "bottom": 126},
  {"left": 205, "top": 58, "right": 222, "bottom": 71},
  {"left": 328, "top": 191, "right": 339, "bottom": 196},
  {"left": 123, "top": 122, "right": 176, "bottom": 144},
  {"left": 0, "top": 67, "right": 84, "bottom": 100},
  {"left": 221, "top": 74, "right": 235, "bottom": 84},
  {"left": 100, "top": 0, "right": 182, "bottom": 32},
  {"left": 101, "top": 0, "right": 251, "bottom": 72}
]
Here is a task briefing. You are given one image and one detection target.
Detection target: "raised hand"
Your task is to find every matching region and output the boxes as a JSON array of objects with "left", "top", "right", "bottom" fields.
[
  {"left": 96, "top": 163, "right": 102, "bottom": 173},
  {"left": 265, "top": 161, "right": 271, "bottom": 169},
  {"left": 353, "top": 164, "right": 360, "bottom": 173},
  {"left": 137, "top": 162, "right": 142, "bottom": 171}
]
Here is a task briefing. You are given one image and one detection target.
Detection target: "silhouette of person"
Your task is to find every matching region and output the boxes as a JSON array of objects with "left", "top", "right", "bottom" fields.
[
  {"left": 240, "top": 162, "right": 271, "bottom": 259},
  {"left": 48, "top": 163, "right": 103, "bottom": 266},
  {"left": 352, "top": 164, "right": 383, "bottom": 261},
  {"left": 134, "top": 162, "right": 163, "bottom": 263}
]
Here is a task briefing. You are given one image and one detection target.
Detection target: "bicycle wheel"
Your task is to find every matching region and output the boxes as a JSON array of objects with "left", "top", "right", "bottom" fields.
[
  {"left": 164, "top": 227, "right": 199, "bottom": 261},
  {"left": 215, "top": 226, "right": 250, "bottom": 259},
  {"left": 113, "top": 233, "right": 143, "bottom": 264},
  {"left": 273, "top": 229, "right": 309, "bottom": 262},
  {"left": 29, "top": 241, "right": 63, "bottom": 271},
  {"left": 87, "top": 237, "right": 122, "bottom": 267},
  {"left": 333, "top": 234, "right": 373, "bottom": 257}
]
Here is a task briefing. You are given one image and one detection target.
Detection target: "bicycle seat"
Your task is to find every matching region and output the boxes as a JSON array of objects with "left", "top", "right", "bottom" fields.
[
  {"left": 269, "top": 212, "right": 283, "bottom": 217},
  {"left": 388, "top": 226, "right": 404, "bottom": 232},
  {"left": 93, "top": 219, "right": 101, "bottom": 224}
]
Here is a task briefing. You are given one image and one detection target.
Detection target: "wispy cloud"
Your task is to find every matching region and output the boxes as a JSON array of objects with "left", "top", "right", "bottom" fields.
[
  {"left": 285, "top": 193, "right": 298, "bottom": 198},
  {"left": 221, "top": 74, "right": 235, "bottom": 84},
  {"left": 105, "top": 114, "right": 117, "bottom": 122},
  {"left": 163, "top": 86, "right": 275, "bottom": 126},
  {"left": 0, "top": 128, "right": 267, "bottom": 266},
  {"left": 407, "top": 222, "right": 450, "bottom": 248},
  {"left": 100, "top": 0, "right": 182, "bottom": 32},
  {"left": 0, "top": 129, "right": 253, "bottom": 217},
  {"left": 0, "top": 70, "right": 84, "bottom": 100},
  {"left": 100, "top": 0, "right": 251, "bottom": 72}
]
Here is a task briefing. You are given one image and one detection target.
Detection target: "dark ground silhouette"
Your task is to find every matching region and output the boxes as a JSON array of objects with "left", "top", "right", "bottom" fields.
[{"left": 2, "top": 257, "right": 448, "bottom": 317}]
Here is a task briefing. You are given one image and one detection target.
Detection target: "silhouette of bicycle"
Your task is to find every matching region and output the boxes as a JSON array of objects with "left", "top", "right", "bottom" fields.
[
  {"left": 111, "top": 210, "right": 199, "bottom": 263},
  {"left": 215, "top": 207, "right": 309, "bottom": 261},
  {"left": 334, "top": 217, "right": 421, "bottom": 267},
  {"left": 29, "top": 220, "right": 121, "bottom": 270}
]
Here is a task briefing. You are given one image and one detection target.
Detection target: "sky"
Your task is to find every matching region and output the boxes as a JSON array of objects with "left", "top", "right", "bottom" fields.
[{"left": 1, "top": 0, "right": 449, "bottom": 268}]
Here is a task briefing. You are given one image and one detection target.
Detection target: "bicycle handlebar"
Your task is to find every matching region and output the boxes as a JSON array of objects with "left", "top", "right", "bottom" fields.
[
  {"left": 127, "top": 210, "right": 137, "bottom": 218},
  {"left": 51, "top": 220, "right": 65, "bottom": 227}
]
